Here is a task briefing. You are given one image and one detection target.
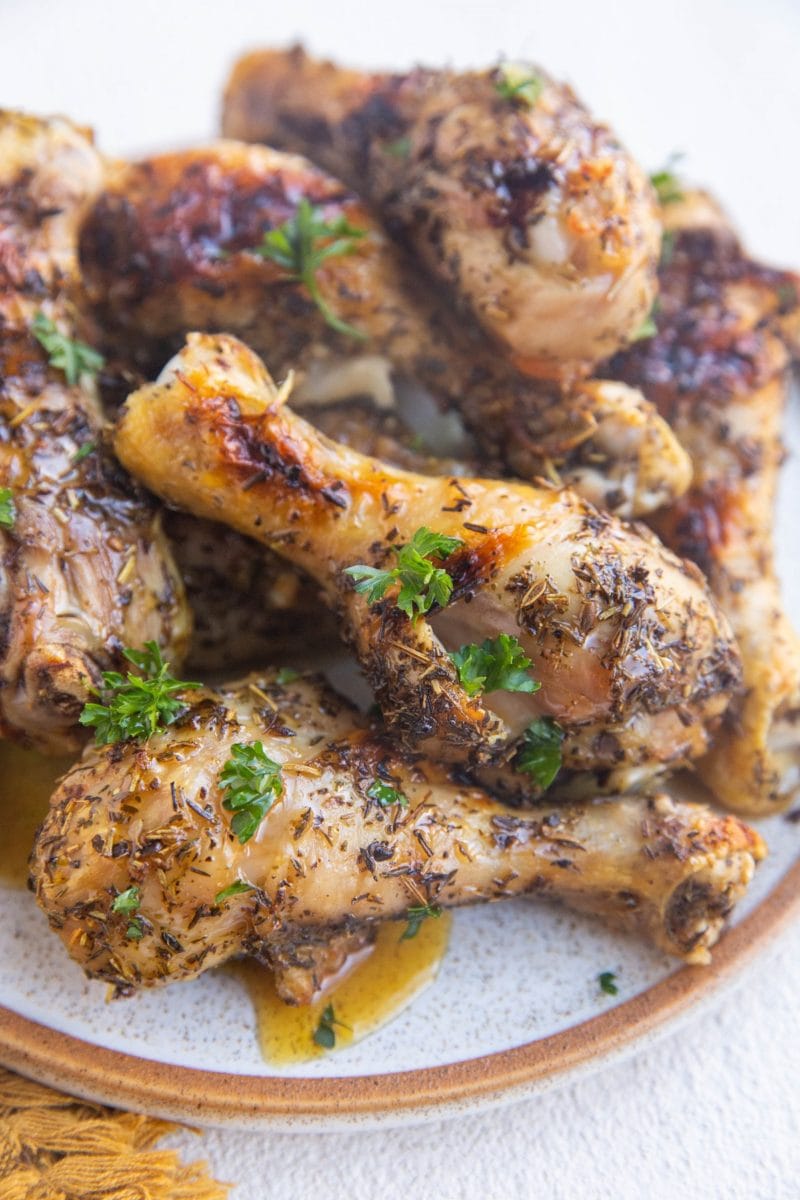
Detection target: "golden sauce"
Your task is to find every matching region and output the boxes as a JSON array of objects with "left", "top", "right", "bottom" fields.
[
  {"left": 230, "top": 913, "right": 452, "bottom": 1064},
  {"left": 0, "top": 744, "right": 74, "bottom": 887}
]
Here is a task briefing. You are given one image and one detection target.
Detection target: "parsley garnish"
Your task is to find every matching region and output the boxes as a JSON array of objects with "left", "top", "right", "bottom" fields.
[
  {"left": 126, "top": 918, "right": 144, "bottom": 940},
  {"left": 214, "top": 879, "right": 254, "bottom": 905},
  {"left": 344, "top": 527, "right": 464, "bottom": 620},
  {"left": 598, "top": 970, "right": 619, "bottom": 996},
  {"left": 252, "top": 198, "right": 367, "bottom": 339},
  {"left": 367, "top": 778, "right": 408, "bottom": 808},
  {"left": 450, "top": 634, "right": 540, "bottom": 698},
  {"left": 649, "top": 159, "right": 684, "bottom": 206},
  {"left": 111, "top": 886, "right": 140, "bottom": 915},
  {"left": 275, "top": 667, "right": 299, "bottom": 684},
  {"left": 71, "top": 440, "right": 96, "bottom": 465},
  {"left": 401, "top": 903, "right": 442, "bottom": 941},
  {"left": 514, "top": 717, "right": 564, "bottom": 791},
  {"left": 494, "top": 64, "right": 543, "bottom": 107},
  {"left": 632, "top": 304, "right": 659, "bottom": 342},
  {"left": 219, "top": 742, "right": 283, "bottom": 844},
  {"left": 31, "top": 311, "right": 105, "bottom": 386},
  {"left": 79, "top": 642, "right": 201, "bottom": 746},
  {"left": 0, "top": 488, "right": 16, "bottom": 530},
  {"left": 384, "top": 136, "right": 411, "bottom": 158},
  {"left": 312, "top": 1003, "right": 350, "bottom": 1050}
]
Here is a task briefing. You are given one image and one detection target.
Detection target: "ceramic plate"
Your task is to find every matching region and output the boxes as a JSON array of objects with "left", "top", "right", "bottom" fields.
[{"left": 0, "top": 3, "right": 799, "bottom": 1131}]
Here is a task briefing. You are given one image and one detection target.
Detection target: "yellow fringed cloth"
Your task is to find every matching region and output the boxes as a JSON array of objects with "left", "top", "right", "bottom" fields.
[{"left": 0, "top": 1067, "right": 229, "bottom": 1200}]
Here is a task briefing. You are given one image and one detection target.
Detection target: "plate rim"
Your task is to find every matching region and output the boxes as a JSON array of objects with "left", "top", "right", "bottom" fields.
[{"left": 1, "top": 850, "right": 798, "bottom": 1127}]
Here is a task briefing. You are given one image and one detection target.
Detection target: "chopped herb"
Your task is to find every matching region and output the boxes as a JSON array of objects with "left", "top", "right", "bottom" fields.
[
  {"left": 79, "top": 642, "right": 201, "bottom": 746},
  {"left": 494, "top": 64, "right": 543, "bottom": 107},
  {"left": 275, "top": 667, "right": 299, "bottom": 684},
  {"left": 214, "top": 879, "right": 254, "bottom": 905},
  {"left": 384, "top": 136, "right": 411, "bottom": 158},
  {"left": 71, "top": 440, "right": 96, "bottom": 465},
  {"left": 312, "top": 1003, "right": 350, "bottom": 1050},
  {"left": 514, "top": 717, "right": 564, "bottom": 791},
  {"left": 401, "top": 903, "right": 442, "bottom": 941},
  {"left": 31, "top": 311, "right": 105, "bottom": 386},
  {"left": 659, "top": 228, "right": 676, "bottom": 268},
  {"left": 0, "top": 488, "right": 16, "bottom": 530},
  {"left": 111, "top": 886, "right": 140, "bottom": 915},
  {"left": 649, "top": 158, "right": 684, "bottom": 206},
  {"left": 367, "top": 778, "right": 408, "bottom": 808},
  {"left": 219, "top": 741, "right": 283, "bottom": 844},
  {"left": 598, "top": 970, "right": 619, "bottom": 996},
  {"left": 252, "top": 198, "right": 367, "bottom": 339},
  {"left": 126, "top": 918, "right": 144, "bottom": 941},
  {"left": 450, "top": 633, "right": 540, "bottom": 698},
  {"left": 344, "top": 526, "right": 464, "bottom": 620},
  {"left": 631, "top": 305, "right": 659, "bottom": 342},
  {"left": 777, "top": 282, "right": 798, "bottom": 311}
]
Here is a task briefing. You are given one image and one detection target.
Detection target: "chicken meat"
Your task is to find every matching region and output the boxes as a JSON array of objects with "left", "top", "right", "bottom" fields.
[
  {"left": 78, "top": 141, "right": 690, "bottom": 518},
  {"left": 0, "top": 111, "right": 190, "bottom": 754},
  {"left": 604, "top": 189, "right": 800, "bottom": 814},
  {"left": 222, "top": 46, "right": 661, "bottom": 371},
  {"left": 114, "top": 333, "right": 741, "bottom": 795},
  {"left": 31, "top": 671, "right": 765, "bottom": 1001}
]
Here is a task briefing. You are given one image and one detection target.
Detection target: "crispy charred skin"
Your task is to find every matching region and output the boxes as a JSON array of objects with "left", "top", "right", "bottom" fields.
[
  {"left": 604, "top": 190, "right": 800, "bottom": 813},
  {"left": 31, "top": 671, "right": 766, "bottom": 996},
  {"left": 222, "top": 46, "right": 661, "bottom": 370},
  {"left": 78, "top": 142, "right": 689, "bottom": 518},
  {"left": 114, "top": 333, "right": 740, "bottom": 793},
  {"left": 0, "top": 111, "right": 190, "bottom": 754}
]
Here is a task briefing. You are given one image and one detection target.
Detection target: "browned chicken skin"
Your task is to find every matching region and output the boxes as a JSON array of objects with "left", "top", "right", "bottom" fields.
[
  {"left": 0, "top": 111, "right": 190, "bottom": 754},
  {"left": 78, "top": 142, "right": 690, "bottom": 518},
  {"left": 31, "top": 671, "right": 766, "bottom": 999},
  {"left": 222, "top": 46, "right": 661, "bottom": 371},
  {"left": 114, "top": 333, "right": 741, "bottom": 795},
  {"left": 604, "top": 190, "right": 800, "bottom": 814}
]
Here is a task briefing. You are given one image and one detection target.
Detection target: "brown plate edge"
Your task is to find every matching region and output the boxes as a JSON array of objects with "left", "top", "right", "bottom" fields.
[{"left": 1, "top": 853, "right": 798, "bottom": 1126}]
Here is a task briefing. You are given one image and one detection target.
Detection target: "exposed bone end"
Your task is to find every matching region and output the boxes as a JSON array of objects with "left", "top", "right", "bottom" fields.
[{"left": 1, "top": 643, "right": 97, "bottom": 755}]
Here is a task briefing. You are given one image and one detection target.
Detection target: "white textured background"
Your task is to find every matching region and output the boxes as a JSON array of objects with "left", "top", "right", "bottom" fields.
[{"left": 2, "top": 0, "right": 800, "bottom": 1196}]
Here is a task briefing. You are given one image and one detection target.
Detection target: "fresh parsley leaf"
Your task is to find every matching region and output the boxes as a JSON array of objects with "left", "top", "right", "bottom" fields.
[
  {"left": 126, "top": 918, "right": 144, "bottom": 940},
  {"left": 214, "top": 879, "right": 254, "bottom": 905},
  {"left": 275, "top": 667, "right": 299, "bottom": 684},
  {"left": 0, "top": 488, "right": 16, "bottom": 530},
  {"left": 494, "top": 64, "right": 543, "bottom": 107},
  {"left": 312, "top": 1003, "right": 350, "bottom": 1050},
  {"left": 400, "top": 903, "right": 442, "bottom": 941},
  {"left": 344, "top": 527, "right": 464, "bottom": 620},
  {"left": 79, "top": 642, "right": 201, "bottom": 746},
  {"left": 220, "top": 742, "right": 283, "bottom": 844},
  {"left": 659, "top": 229, "right": 676, "bottom": 268},
  {"left": 384, "top": 136, "right": 411, "bottom": 158},
  {"left": 631, "top": 306, "right": 659, "bottom": 341},
  {"left": 514, "top": 717, "right": 564, "bottom": 791},
  {"left": 71, "top": 440, "right": 96, "bottom": 465},
  {"left": 111, "top": 886, "right": 140, "bottom": 915},
  {"left": 450, "top": 634, "right": 540, "bottom": 698},
  {"left": 253, "top": 198, "right": 367, "bottom": 339},
  {"left": 31, "top": 311, "right": 105, "bottom": 386},
  {"left": 367, "top": 778, "right": 408, "bottom": 808},
  {"left": 649, "top": 158, "right": 684, "bottom": 206},
  {"left": 598, "top": 970, "right": 619, "bottom": 996}
]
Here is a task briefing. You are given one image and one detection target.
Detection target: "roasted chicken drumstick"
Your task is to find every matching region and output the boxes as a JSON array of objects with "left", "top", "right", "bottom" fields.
[
  {"left": 115, "top": 333, "right": 740, "bottom": 794},
  {"left": 604, "top": 189, "right": 800, "bottom": 814},
  {"left": 31, "top": 671, "right": 765, "bottom": 1000},
  {"left": 0, "top": 111, "right": 189, "bottom": 754},
  {"left": 79, "top": 141, "right": 690, "bottom": 518},
  {"left": 222, "top": 46, "right": 661, "bottom": 371}
]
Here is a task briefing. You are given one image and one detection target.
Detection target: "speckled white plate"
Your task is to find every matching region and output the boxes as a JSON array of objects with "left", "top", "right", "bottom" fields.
[{"left": 0, "top": 8, "right": 799, "bottom": 1130}]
